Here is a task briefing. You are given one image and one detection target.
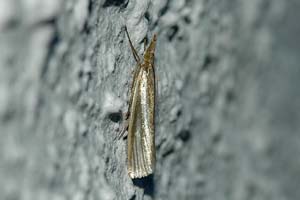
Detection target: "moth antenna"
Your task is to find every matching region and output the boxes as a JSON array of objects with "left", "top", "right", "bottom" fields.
[{"left": 124, "top": 26, "right": 142, "bottom": 65}]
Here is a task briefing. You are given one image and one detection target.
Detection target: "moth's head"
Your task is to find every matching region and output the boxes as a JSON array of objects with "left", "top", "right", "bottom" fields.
[
  {"left": 145, "top": 34, "right": 157, "bottom": 55},
  {"left": 149, "top": 34, "right": 157, "bottom": 48}
]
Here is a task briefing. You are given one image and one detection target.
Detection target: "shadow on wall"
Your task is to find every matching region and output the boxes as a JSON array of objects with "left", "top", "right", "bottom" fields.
[
  {"left": 132, "top": 175, "right": 154, "bottom": 197},
  {"left": 102, "top": 0, "right": 128, "bottom": 8}
]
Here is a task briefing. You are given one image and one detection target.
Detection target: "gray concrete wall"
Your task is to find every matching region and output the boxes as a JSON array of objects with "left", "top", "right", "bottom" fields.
[{"left": 1, "top": 0, "right": 300, "bottom": 199}]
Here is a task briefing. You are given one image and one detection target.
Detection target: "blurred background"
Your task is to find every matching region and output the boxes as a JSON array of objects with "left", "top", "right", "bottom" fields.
[{"left": 0, "top": 0, "right": 300, "bottom": 199}]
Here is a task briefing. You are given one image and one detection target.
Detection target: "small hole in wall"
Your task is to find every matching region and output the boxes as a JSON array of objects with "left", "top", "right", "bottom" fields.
[
  {"left": 88, "top": 0, "right": 93, "bottom": 13},
  {"left": 145, "top": 11, "right": 150, "bottom": 22},
  {"left": 176, "top": 109, "right": 182, "bottom": 118},
  {"left": 212, "top": 132, "right": 222, "bottom": 145},
  {"left": 159, "top": 3, "right": 169, "bottom": 17},
  {"left": 129, "top": 194, "right": 136, "bottom": 200},
  {"left": 202, "top": 54, "right": 214, "bottom": 70},
  {"left": 183, "top": 16, "right": 191, "bottom": 24},
  {"left": 102, "top": 0, "right": 128, "bottom": 8},
  {"left": 78, "top": 70, "right": 84, "bottom": 78},
  {"left": 162, "top": 145, "right": 175, "bottom": 157},
  {"left": 108, "top": 112, "right": 122, "bottom": 123},
  {"left": 167, "top": 25, "right": 179, "bottom": 41},
  {"left": 177, "top": 129, "right": 191, "bottom": 142},
  {"left": 226, "top": 89, "right": 235, "bottom": 103}
]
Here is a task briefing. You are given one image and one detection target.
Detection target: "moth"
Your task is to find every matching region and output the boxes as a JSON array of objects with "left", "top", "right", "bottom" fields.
[{"left": 123, "top": 26, "right": 157, "bottom": 179}]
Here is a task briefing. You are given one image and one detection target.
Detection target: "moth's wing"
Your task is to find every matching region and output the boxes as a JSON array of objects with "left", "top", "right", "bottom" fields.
[
  {"left": 128, "top": 64, "right": 141, "bottom": 111},
  {"left": 127, "top": 67, "right": 155, "bottom": 179}
]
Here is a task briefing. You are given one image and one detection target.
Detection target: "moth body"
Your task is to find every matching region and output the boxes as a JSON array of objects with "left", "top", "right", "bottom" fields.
[{"left": 124, "top": 27, "right": 157, "bottom": 179}]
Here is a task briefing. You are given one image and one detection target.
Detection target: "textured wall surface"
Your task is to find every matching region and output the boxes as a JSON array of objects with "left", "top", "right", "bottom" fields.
[{"left": 1, "top": 0, "right": 300, "bottom": 199}]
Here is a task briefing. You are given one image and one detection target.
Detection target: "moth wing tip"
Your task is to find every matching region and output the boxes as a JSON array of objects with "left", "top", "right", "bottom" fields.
[{"left": 128, "top": 168, "right": 154, "bottom": 179}]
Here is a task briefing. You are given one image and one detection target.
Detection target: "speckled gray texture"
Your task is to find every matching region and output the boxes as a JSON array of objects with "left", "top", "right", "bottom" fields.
[{"left": 1, "top": 0, "right": 300, "bottom": 199}]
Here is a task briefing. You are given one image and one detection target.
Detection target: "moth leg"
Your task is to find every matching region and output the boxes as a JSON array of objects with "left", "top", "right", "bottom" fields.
[
  {"left": 131, "top": 68, "right": 135, "bottom": 75},
  {"left": 143, "top": 37, "right": 147, "bottom": 52},
  {"left": 117, "top": 111, "right": 130, "bottom": 139},
  {"left": 124, "top": 26, "right": 142, "bottom": 66}
]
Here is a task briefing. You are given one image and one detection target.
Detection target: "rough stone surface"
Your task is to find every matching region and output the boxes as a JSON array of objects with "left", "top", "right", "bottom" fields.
[{"left": 1, "top": 0, "right": 300, "bottom": 199}]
